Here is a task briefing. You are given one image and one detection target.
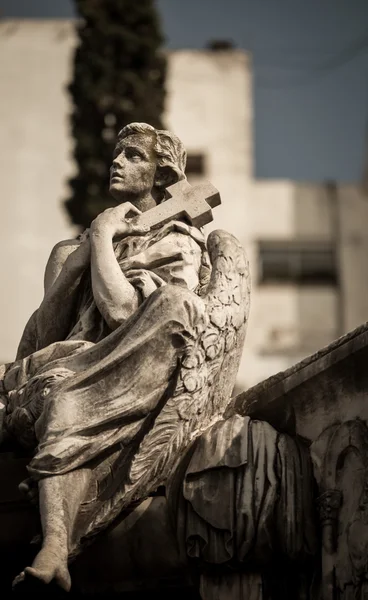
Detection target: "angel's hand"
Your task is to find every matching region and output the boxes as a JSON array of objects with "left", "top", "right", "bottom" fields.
[{"left": 90, "top": 203, "right": 149, "bottom": 239}]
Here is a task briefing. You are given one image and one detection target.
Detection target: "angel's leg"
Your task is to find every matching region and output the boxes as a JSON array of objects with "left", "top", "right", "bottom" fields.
[{"left": 13, "top": 468, "right": 91, "bottom": 591}]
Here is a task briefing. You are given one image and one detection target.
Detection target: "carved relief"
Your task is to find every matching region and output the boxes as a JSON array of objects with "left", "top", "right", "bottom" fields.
[{"left": 312, "top": 419, "right": 368, "bottom": 600}]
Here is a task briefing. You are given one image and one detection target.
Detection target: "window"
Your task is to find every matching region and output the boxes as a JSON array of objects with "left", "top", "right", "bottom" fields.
[
  {"left": 258, "top": 241, "right": 337, "bottom": 285},
  {"left": 185, "top": 153, "right": 205, "bottom": 176}
]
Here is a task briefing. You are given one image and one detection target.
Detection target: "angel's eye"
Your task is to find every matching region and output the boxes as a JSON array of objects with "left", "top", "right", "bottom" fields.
[{"left": 127, "top": 148, "right": 143, "bottom": 161}]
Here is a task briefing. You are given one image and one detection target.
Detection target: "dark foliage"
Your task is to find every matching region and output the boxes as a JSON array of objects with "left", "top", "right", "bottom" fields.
[{"left": 65, "top": 0, "right": 166, "bottom": 228}]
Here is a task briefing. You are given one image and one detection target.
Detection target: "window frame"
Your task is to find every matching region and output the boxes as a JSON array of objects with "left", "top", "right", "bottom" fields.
[
  {"left": 257, "top": 240, "right": 338, "bottom": 286},
  {"left": 185, "top": 153, "right": 206, "bottom": 176}
]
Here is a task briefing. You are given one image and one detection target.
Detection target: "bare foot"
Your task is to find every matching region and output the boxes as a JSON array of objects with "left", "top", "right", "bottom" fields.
[{"left": 12, "top": 546, "right": 71, "bottom": 592}]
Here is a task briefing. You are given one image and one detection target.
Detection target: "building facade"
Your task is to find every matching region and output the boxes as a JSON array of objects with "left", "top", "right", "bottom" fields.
[{"left": 1, "top": 19, "right": 368, "bottom": 390}]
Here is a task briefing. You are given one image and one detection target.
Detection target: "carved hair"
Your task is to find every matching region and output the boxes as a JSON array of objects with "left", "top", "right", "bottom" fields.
[{"left": 116, "top": 122, "right": 187, "bottom": 197}]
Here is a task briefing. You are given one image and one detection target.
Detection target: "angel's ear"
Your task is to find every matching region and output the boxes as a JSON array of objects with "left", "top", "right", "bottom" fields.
[{"left": 154, "top": 166, "right": 180, "bottom": 190}]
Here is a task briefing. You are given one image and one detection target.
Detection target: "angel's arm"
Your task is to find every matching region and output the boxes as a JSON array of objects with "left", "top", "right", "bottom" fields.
[{"left": 16, "top": 238, "right": 84, "bottom": 359}]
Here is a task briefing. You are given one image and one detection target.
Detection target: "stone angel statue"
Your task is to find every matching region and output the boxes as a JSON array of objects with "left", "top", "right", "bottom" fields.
[{"left": 0, "top": 122, "right": 250, "bottom": 592}]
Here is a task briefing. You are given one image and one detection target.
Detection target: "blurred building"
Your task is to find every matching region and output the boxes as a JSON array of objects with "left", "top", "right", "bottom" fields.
[
  {"left": 166, "top": 50, "right": 368, "bottom": 388},
  {"left": 0, "top": 20, "right": 77, "bottom": 361},
  {"left": 1, "top": 20, "right": 368, "bottom": 390}
]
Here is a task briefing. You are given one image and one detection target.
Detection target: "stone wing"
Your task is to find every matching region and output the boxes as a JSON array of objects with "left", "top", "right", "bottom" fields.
[{"left": 124, "top": 231, "right": 249, "bottom": 490}]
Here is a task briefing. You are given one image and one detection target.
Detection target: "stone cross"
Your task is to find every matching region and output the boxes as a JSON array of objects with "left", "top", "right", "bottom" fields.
[{"left": 131, "top": 179, "right": 221, "bottom": 229}]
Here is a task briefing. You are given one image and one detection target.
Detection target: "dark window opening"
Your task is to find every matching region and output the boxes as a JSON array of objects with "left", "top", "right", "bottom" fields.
[
  {"left": 258, "top": 241, "right": 337, "bottom": 285},
  {"left": 186, "top": 153, "right": 205, "bottom": 176}
]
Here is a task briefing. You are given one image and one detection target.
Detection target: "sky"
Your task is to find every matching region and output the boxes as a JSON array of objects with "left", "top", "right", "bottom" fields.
[{"left": 1, "top": 0, "right": 368, "bottom": 183}]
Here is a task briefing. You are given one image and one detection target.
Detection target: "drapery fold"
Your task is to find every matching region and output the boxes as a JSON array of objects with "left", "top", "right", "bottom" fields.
[{"left": 171, "top": 414, "right": 317, "bottom": 567}]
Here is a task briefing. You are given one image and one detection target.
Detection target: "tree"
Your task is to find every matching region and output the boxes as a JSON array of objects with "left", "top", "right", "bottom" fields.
[{"left": 65, "top": 0, "right": 166, "bottom": 229}]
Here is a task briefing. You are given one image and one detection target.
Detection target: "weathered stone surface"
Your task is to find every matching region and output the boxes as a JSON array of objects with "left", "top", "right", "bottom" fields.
[
  {"left": 132, "top": 178, "right": 221, "bottom": 230},
  {"left": 168, "top": 415, "right": 317, "bottom": 583},
  {"left": 0, "top": 122, "right": 250, "bottom": 594},
  {"left": 231, "top": 321, "right": 368, "bottom": 439},
  {"left": 2, "top": 119, "right": 365, "bottom": 600},
  {"left": 0, "top": 435, "right": 315, "bottom": 598},
  {"left": 228, "top": 322, "right": 368, "bottom": 599},
  {"left": 2, "top": 315, "right": 367, "bottom": 598}
]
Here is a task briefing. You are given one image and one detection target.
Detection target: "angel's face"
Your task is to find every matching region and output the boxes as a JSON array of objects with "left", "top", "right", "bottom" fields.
[{"left": 109, "top": 133, "right": 157, "bottom": 202}]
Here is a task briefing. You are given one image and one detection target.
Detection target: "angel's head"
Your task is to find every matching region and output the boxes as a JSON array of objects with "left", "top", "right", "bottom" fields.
[{"left": 109, "top": 122, "right": 187, "bottom": 205}]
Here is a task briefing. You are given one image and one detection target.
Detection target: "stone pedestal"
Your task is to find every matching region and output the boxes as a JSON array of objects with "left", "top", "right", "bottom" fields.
[{"left": 232, "top": 321, "right": 368, "bottom": 600}]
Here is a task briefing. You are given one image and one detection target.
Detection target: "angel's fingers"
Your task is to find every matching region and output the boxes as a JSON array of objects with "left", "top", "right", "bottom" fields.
[
  {"left": 78, "top": 228, "right": 90, "bottom": 243},
  {"left": 120, "top": 202, "right": 142, "bottom": 217},
  {"left": 128, "top": 223, "right": 150, "bottom": 236}
]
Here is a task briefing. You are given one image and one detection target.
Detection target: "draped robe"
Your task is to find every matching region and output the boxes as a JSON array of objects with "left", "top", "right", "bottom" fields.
[{"left": 0, "top": 221, "right": 210, "bottom": 483}]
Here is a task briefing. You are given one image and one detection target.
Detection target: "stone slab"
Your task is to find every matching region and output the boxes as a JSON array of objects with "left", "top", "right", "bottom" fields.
[{"left": 230, "top": 321, "right": 368, "bottom": 442}]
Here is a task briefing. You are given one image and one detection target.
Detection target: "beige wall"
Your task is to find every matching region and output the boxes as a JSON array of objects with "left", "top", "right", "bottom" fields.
[
  {"left": 242, "top": 178, "right": 368, "bottom": 386},
  {"left": 338, "top": 185, "right": 368, "bottom": 331},
  {"left": 0, "top": 20, "right": 77, "bottom": 360},
  {"left": 294, "top": 184, "right": 333, "bottom": 239},
  {"left": 165, "top": 50, "right": 253, "bottom": 247}
]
